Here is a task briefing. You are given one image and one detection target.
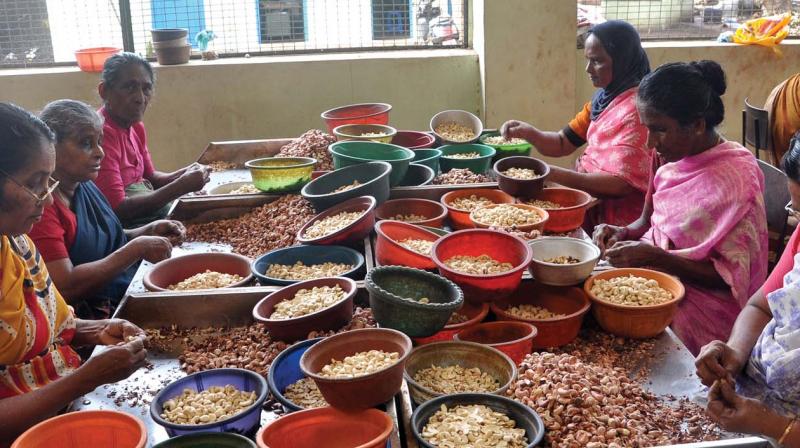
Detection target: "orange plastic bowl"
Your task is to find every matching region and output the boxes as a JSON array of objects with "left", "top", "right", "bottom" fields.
[
  {"left": 12, "top": 410, "right": 146, "bottom": 448},
  {"left": 74, "top": 47, "right": 121, "bottom": 73},
  {"left": 374, "top": 220, "right": 440, "bottom": 269},
  {"left": 469, "top": 203, "right": 549, "bottom": 233},
  {"left": 519, "top": 187, "right": 593, "bottom": 233},
  {"left": 454, "top": 321, "right": 537, "bottom": 365},
  {"left": 412, "top": 301, "right": 490, "bottom": 345},
  {"left": 440, "top": 188, "right": 514, "bottom": 230},
  {"left": 257, "top": 407, "right": 392, "bottom": 448},
  {"left": 321, "top": 103, "right": 392, "bottom": 134},
  {"left": 375, "top": 198, "right": 448, "bottom": 228}
]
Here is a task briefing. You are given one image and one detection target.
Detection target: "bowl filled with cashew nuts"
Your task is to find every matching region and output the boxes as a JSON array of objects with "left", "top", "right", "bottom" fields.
[
  {"left": 437, "top": 144, "right": 497, "bottom": 175},
  {"left": 584, "top": 268, "right": 686, "bottom": 339},
  {"left": 526, "top": 236, "right": 601, "bottom": 286},
  {"left": 374, "top": 220, "right": 441, "bottom": 270},
  {"left": 440, "top": 188, "right": 515, "bottom": 231},
  {"left": 251, "top": 244, "right": 365, "bottom": 286},
  {"left": 267, "top": 337, "right": 326, "bottom": 412},
  {"left": 493, "top": 156, "right": 550, "bottom": 199},
  {"left": 429, "top": 110, "right": 484, "bottom": 145},
  {"left": 150, "top": 368, "right": 268, "bottom": 437},
  {"left": 143, "top": 252, "right": 253, "bottom": 292},
  {"left": 469, "top": 203, "right": 549, "bottom": 233},
  {"left": 296, "top": 195, "right": 376, "bottom": 246},
  {"left": 411, "top": 301, "right": 491, "bottom": 346},
  {"left": 375, "top": 198, "right": 448, "bottom": 229}
]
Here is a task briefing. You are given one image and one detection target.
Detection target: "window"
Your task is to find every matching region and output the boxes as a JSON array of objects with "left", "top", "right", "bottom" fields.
[
  {"left": 372, "top": 0, "right": 411, "bottom": 39},
  {"left": 259, "top": 0, "right": 305, "bottom": 43}
]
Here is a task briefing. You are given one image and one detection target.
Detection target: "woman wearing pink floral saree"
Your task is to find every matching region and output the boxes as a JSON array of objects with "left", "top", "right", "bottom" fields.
[{"left": 594, "top": 61, "right": 768, "bottom": 356}]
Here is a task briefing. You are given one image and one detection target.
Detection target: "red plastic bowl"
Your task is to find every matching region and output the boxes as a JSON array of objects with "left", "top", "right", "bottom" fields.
[
  {"left": 12, "top": 410, "right": 146, "bottom": 448},
  {"left": 412, "top": 302, "right": 490, "bottom": 345},
  {"left": 375, "top": 198, "right": 448, "bottom": 228},
  {"left": 257, "top": 407, "right": 393, "bottom": 448},
  {"left": 491, "top": 281, "right": 590, "bottom": 348},
  {"left": 374, "top": 220, "right": 440, "bottom": 269},
  {"left": 518, "top": 187, "right": 593, "bottom": 233},
  {"left": 143, "top": 253, "right": 253, "bottom": 292},
  {"left": 440, "top": 189, "right": 515, "bottom": 230},
  {"left": 74, "top": 47, "right": 121, "bottom": 72},
  {"left": 320, "top": 103, "right": 392, "bottom": 134},
  {"left": 431, "top": 229, "right": 532, "bottom": 303},
  {"left": 392, "top": 131, "right": 435, "bottom": 149},
  {"left": 454, "top": 321, "right": 537, "bottom": 365},
  {"left": 296, "top": 196, "right": 376, "bottom": 245}
]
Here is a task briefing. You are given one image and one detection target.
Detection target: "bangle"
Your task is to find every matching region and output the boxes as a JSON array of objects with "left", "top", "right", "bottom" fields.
[{"left": 779, "top": 417, "right": 797, "bottom": 446}]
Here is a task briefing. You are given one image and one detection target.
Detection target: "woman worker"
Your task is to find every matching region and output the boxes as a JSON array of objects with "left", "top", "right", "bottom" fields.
[
  {"left": 96, "top": 52, "right": 211, "bottom": 228},
  {"left": 0, "top": 102, "right": 146, "bottom": 444},
  {"left": 500, "top": 20, "right": 652, "bottom": 228},
  {"left": 30, "top": 99, "right": 184, "bottom": 320},
  {"left": 593, "top": 61, "right": 768, "bottom": 356}
]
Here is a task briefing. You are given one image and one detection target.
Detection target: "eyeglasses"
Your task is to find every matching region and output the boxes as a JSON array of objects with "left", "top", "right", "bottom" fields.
[
  {"left": 0, "top": 169, "right": 59, "bottom": 206},
  {"left": 786, "top": 201, "right": 800, "bottom": 219}
]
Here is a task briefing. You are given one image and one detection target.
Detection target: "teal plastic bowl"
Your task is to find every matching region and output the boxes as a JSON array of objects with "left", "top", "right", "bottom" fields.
[
  {"left": 438, "top": 144, "right": 496, "bottom": 175},
  {"left": 328, "top": 141, "right": 415, "bottom": 187},
  {"left": 412, "top": 148, "right": 442, "bottom": 173},
  {"left": 479, "top": 132, "right": 533, "bottom": 162},
  {"left": 153, "top": 432, "right": 256, "bottom": 447}
]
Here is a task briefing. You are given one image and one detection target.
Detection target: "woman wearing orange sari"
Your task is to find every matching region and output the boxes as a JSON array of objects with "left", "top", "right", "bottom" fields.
[
  {"left": 765, "top": 73, "right": 800, "bottom": 164},
  {"left": 0, "top": 103, "right": 147, "bottom": 445}
]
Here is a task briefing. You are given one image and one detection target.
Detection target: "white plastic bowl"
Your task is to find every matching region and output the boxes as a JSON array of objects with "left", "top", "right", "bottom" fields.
[
  {"left": 430, "top": 110, "right": 483, "bottom": 144},
  {"left": 527, "top": 237, "right": 601, "bottom": 286}
]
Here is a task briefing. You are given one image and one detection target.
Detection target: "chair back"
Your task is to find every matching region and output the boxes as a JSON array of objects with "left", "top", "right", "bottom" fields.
[
  {"left": 742, "top": 97, "right": 771, "bottom": 162},
  {"left": 758, "top": 159, "right": 790, "bottom": 263}
]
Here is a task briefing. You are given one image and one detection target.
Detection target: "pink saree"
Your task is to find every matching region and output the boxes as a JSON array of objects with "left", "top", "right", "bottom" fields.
[
  {"left": 577, "top": 87, "right": 653, "bottom": 228},
  {"left": 643, "top": 141, "right": 768, "bottom": 355}
]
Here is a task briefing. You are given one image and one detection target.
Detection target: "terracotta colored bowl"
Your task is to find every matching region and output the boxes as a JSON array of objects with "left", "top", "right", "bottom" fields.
[
  {"left": 440, "top": 188, "right": 514, "bottom": 230},
  {"left": 412, "top": 302, "right": 490, "bottom": 345},
  {"left": 257, "top": 407, "right": 393, "bottom": 448},
  {"left": 12, "top": 410, "right": 146, "bottom": 448},
  {"left": 375, "top": 198, "right": 448, "bottom": 228},
  {"left": 584, "top": 268, "right": 686, "bottom": 339},
  {"left": 143, "top": 253, "right": 253, "bottom": 292},
  {"left": 252, "top": 277, "right": 357, "bottom": 342},
  {"left": 519, "top": 187, "right": 594, "bottom": 232},
  {"left": 300, "top": 328, "right": 413, "bottom": 410},
  {"left": 493, "top": 156, "right": 550, "bottom": 199},
  {"left": 469, "top": 203, "right": 549, "bottom": 233},
  {"left": 454, "top": 321, "right": 537, "bottom": 365},
  {"left": 491, "top": 281, "right": 590, "bottom": 348},
  {"left": 296, "top": 196, "right": 376, "bottom": 246},
  {"left": 374, "top": 220, "right": 440, "bottom": 269}
]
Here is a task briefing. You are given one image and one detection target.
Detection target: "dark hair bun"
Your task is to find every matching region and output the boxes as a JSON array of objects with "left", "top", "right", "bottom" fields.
[{"left": 690, "top": 60, "right": 726, "bottom": 96}]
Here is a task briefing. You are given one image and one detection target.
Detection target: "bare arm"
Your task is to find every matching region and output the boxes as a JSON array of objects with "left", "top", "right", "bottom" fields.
[
  {"left": 147, "top": 169, "right": 184, "bottom": 189},
  {"left": 547, "top": 166, "right": 635, "bottom": 198},
  {"left": 727, "top": 289, "right": 772, "bottom": 359},
  {"left": 500, "top": 120, "right": 579, "bottom": 158}
]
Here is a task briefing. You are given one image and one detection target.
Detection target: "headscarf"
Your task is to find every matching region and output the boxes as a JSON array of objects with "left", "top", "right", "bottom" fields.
[{"left": 588, "top": 20, "right": 651, "bottom": 120}]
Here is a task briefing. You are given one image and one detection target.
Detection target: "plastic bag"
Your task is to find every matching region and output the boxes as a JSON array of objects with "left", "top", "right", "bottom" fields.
[{"left": 733, "top": 12, "right": 792, "bottom": 47}]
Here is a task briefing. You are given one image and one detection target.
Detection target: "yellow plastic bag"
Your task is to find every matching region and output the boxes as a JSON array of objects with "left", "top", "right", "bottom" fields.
[{"left": 733, "top": 13, "right": 792, "bottom": 47}]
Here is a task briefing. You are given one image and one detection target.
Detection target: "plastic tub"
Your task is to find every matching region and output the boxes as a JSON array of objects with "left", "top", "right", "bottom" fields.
[
  {"left": 328, "top": 141, "right": 414, "bottom": 187},
  {"left": 296, "top": 196, "right": 376, "bottom": 246},
  {"left": 321, "top": 103, "right": 392, "bottom": 134},
  {"left": 251, "top": 245, "right": 365, "bottom": 286},
  {"left": 411, "top": 301, "right": 490, "bottom": 345},
  {"left": 74, "top": 47, "right": 121, "bottom": 73},
  {"left": 410, "top": 149, "right": 442, "bottom": 173},
  {"left": 494, "top": 156, "right": 550, "bottom": 199},
  {"left": 152, "top": 432, "right": 256, "bottom": 448},
  {"left": 375, "top": 198, "right": 448, "bottom": 228},
  {"left": 155, "top": 45, "right": 191, "bottom": 65},
  {"left": 437, "top": 144, "right": 496, "bottom": 175},
  {"left": 440, "top": 188, "right": 515, "bottom": 230},
  {"left": 519, "top": 187, "right": 594, "bottom": 232},
  {"left": 469, "top": 203, "right": 549, "bottom": 233},
  {"left": 257, "top": 407, "right": 393, "bottom": 448},
  {"left": 143, "top": 252, "right": 253, "bottom": 292},
  {"left": 301, "top": 161, "right": 391, "bottom": 213},
  {"left": 245, "top": 157, "right": 316, "bottom": 193},
  {"left": 527, "top": 237, "right": 600, "bottom": 286},
  {"left": 12, "top": 410, "right": 146, "bottom": 448},
  {"left": 374, "top": 220, "right": 440, "bottom": 270},
  {"left": 398, "top": 163, "right": 435, "bottom": 187},
  {"left": 267, "top": 338, "right": 324, "bottom": 412},
  {"left": 333, "top": 124, "right": 397, "bottom": 143},
  {"left": 454, "top": 321, "right": 537, "bottom": 365},
  {"left": 479, "top": 132, "right": 533, "bottom": 161},
  {"left": 430, "top": 110, "right": 483, "bottom": 144},
  {"left": 150, "top": 368, "right": 268, "bottom": 438},
  {"left": 393, "top": 131, "right": 435, "bottom": 149}
]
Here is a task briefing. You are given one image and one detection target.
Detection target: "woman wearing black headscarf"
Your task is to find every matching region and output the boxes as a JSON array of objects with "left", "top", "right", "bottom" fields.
[{"left": 501, "top": 20, "right": 653, "bottom": 228}]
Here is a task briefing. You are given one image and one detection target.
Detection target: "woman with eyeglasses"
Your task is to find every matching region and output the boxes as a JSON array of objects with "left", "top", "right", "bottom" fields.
[
  {"left": 96, "top": 52, "right": 211, "bottom": 228},
  {"left": 28, "top": 99, "right": 184, "bottom": 321},
  {"left": 693, "top": 133, "right": 800, "bottom": 445},
  {"left": 0, "top": 102, "right": 146, "bottom": 444}
]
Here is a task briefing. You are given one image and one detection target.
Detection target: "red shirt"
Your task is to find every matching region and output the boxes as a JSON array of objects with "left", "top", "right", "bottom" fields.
[
  {"left": 763, "top": 225, "right": 800, "bottom": 294},
  {"left": 95, "top": 107, "right": 156, "bottom": 208},
  {"left": 29, "top": 196, "right": 78, "bottom": 262}
]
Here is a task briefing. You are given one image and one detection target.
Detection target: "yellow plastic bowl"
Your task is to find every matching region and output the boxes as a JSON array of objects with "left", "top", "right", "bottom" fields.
[
  {"left": 333, "top": 124, "right": 397, "bottom": 144},
  {"left": 245, "top": 157, "right": 316, "bottom": 193}
]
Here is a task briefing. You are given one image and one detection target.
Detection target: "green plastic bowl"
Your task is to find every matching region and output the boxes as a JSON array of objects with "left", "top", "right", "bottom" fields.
[
  {"left": 438, "top": 144, "right": 496, "bottom": 175},
  {"left": 245, "top": 157, "right": 316, "bottom": 193},
  {"left": 328, "top": 141, "right": 415, "bottom": 187},
  {"left": 479, "top": 132, "right": 533, "bottom": 162},
  {"left": 412, "top": 148, "right": 442, "bottom": 173}
]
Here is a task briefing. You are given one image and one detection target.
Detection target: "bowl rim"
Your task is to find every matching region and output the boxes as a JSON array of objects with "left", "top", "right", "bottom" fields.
[
  {"left": 299, "top": 328, "right": 413, "bottom": 383},
  {"left": 478, "top": 131, "right": 533, "bottom": 148},
  {"left": 207, "top": 181, "right": 260, "bottom": 196},
  {"left": 74, "top": 46, "right": 122, "bottom": 54},
  {"left": 411, "top": 148, "right": 443, "bottom": 162},
  {"left": 583, "top": 267, "right": 687, "bottom": 310},
  {"left": 394, "top": 130, "right": 437, "bottom": 148},
  {"left": 245, "top": 156, "right": 317, "bottom": 170},
  {"left": 375, "top": 198, "right": 448, "bottom": 223},
  {"left": 440, "top": 188, "right": 514, "bottom": 212},
  {"left": 490, "top": 283, "right": 592, "bottom": 323},
  {"left": 442, "top": 302, "right": 490, "bottom": 330},
  {"left": 493, "top": 156, "right": 551, "bottom": 182},
  {"left": 300, "top": 161, "right": 391, "bottom": 199},
  {"left": 437, "top": 143, "right": 496, "bottom": 160},
  {"left": 143, "top": 252, "right": 254, "bottom": 292},
  {"left": 365, "top": 265, "right": 464, "bottom": 310},
  {"left": 401, "top": 163, "right": 436, "bottom": 187},
  {"left": 431, "top": 229, "right": 533, "bottom": 279},
  {"left": 429, "top": 109, "right": 484, "bottom": 144},
  {"left": 320, "top": 102, "right": 393, "bottom": 120},
  {"left": 17, "top": 409, "right": 146, "bottom": 444},
  {"left": 149, "top": 367, "right": 268, "bottom": 431},
  {"left": 328, "top": 141, "right": 415, "bottom": 163},
  {"left": 266, "top": 337, "right": 325, "bottom": 412},
  {"left": 257, "top": 406, "right": 394, "bottom": 448},
  {"left": 374, "top": 220, "right": 441, "bottom": 264},
  {"left": 454, "top": 320, "right": 538, "bottom": 346},
  {"left": 527, "top": 237, "right": 601, "bottom": 268},
  {"left": 250, "top": 245, "right": 365, "bottom": 284},
  {"left": 252, "top": 276, "right": 358, "bottom": 323},
  {"left": 332, "top": 123, "right": 398, "bottom": 139},
  {"left": 517, "top": 186, "right": 594, "bottom": 211},
  {"left": 469, "top": 203, "right": 549, "bottom": 229},
  {"left": 295, "top": 195, "right": 377, "bottom": 244}
]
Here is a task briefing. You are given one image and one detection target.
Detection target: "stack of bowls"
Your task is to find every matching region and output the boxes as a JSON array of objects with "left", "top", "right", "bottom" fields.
[{"left": 151, "top": 28, "right": 191, "bottom": 65}]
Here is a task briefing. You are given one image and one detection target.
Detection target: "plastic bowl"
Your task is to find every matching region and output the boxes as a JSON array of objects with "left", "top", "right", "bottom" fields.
[
  {"left": 419, "top": 225, "right": 450, "bottom": 237},
  {"left": 300, "top": 328, "right": 412, "bottom": 410},
  {"left": 365, "top": 266, "right": 464, "bottom": 338},
  {"left": 437, "top": 144, "right": 496, "bottom": 175},
  {"left": 479, "top": 132, "right": 533, "bottom": 161},
  {"left": 440, "top": 188, "right": 515, "bottom": 230},
  {"left": 151, "top": 28, "right": 189, "bottom": 41},
  {"left": 11, "top": 410, "right": 146, "bottom": 448},
  {"left": 321, "top": 103, "right": 392, "bottom": 134},
  {"left": 208, "top": 181, "right": 260, "bottom": 196},
  {"left": 74, "top": 47, "right": 121, "bottom": 73},
  {"left": 454, "top": 321, "right": 537, "bottom": 365},
  {"left": 152, "top": 36, "right": 189, "bottom": 49},
  {"left": 430, "top": 110, "right": 483, "bottom": 144},
  {"left": 469, "top": 203, "right": 549, "bottom": 233},
  {"left": 375, "top": 198, "right": 448, "bottom": 228},
  {"left": 296, "top": 196, "right": 376, "bottom": 246},
  {"left": 301, "top": 161, "right": 391, "bottom": 213},
  {"left": 412, "top": 393, "right": 545, "bottom": 448},
  {"left": 333, "top": 124, "right": 397, "bottom": 143},
  {"left": 152, "top": 432, "right": 256, "bottom": 448},
  {"left": 393, "top": 131, "right": 435, "bottom": 149},
  {"left": 257, "top": 407, "right": 393, "bottom": 448},
  {"left": 411, "top": 148, "right": 442, "bottom": 173},
  {"left": 150, "top": 368, "right": 268, "bottom": 438},
  {"left": 374, "top": 220, "right": 441, "bottom": 269},
  {"left": 519, "top": 187, "right": 594, "bottom": 232},
  {"left": 584, "top": 268, "right": 687, "bottom": 339},
  {"left": 251, "top": 245, "right": 365, "bottom": 286},
  {"left": 403, "top": 341, "right": 517, "bottom": 405},
  {"left": 398, "top": 163, "right": 435, "bottom": 187},
  {"left": 245, "top": 157, "right": 316, "bottom": 193},
  {"left": 328, "top": 141, "right": 414, "bottom": 187},
  {"left": 491, "top": 281, "right": 591, "bottom": 348},
  {"left": 252, "top": 277, "right": 357, "bottom": 342},
  {"left": 143, "top": 253, "right": 253, "bottom": 292},
  {"left": 527, "top": 237, "right": 600, "bottom": 286},
  {"left": 432, "top": 229, "right": 532, "bottom": 303},
  {"left": 155, "top": 45, "right": 191, "bottom": 65},
  {"left": 494, "top": 156, "right": 550, "bottom": 199},
  {"left": 267, "top": 338, "right": 324, "bottom": 412},
  {"left": 412, "top": 301, "right": 490, "bottom": 345}
]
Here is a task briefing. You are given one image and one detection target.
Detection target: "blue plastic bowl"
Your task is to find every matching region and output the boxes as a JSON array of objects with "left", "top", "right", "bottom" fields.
[
  {"left": 152, "top": 432, "right": 257, "bottom": 447},
  {"left": 150, "top": 368, "right": 268, "bottom": 438},
  {"left": 251, "top": 245, "right": 365, "bottom": 286},
  {"left": 267, "top": 338, "right": 324, "bottom": 412}
]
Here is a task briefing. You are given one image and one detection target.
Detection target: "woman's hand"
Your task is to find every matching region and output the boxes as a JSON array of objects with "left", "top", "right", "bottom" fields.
[
  {"left": 145, "top": 219, "right": 186, "bottom": 246},
  {"left": 592, "top": 224, "right": 628, "bottom": 255},
  {"left": 80, "top": 338, "right": 147, "bottom": 387},
  {"left": 74, "top": 318, "right": 146, "bottom": 347},
  {"left": 706, "top": 379, "right": 784, "bottom": 437},
  {"left": 604, "top": 241, "right": 666, "bottom": 268},
  {"left": 129, "top": 235, "right": 172, "bottom": 263},
  {"left": 177, "top": 163, "right": 211, "bottom": 193},
  {"left": 695, "top": 340, "right": 748, "bottom": 387},
  {"left": 500, "top": 120, "right": 535, "bottom": 141}
]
